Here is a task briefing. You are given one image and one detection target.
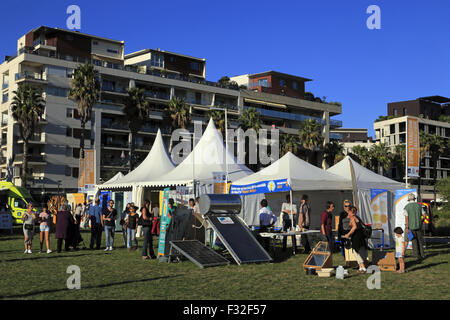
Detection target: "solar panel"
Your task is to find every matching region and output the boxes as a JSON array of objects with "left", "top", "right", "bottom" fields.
[
  {"left": 206, "top": 215, "right": 272, "bottom": 265},
  {"left": 169, "top": 240, "right": 230, "bottom": 269}
]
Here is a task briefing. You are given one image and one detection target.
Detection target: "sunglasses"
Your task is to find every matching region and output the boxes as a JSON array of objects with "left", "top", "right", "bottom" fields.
[{"left": 344, "top": 205, "right": 350, "bottom": 207}]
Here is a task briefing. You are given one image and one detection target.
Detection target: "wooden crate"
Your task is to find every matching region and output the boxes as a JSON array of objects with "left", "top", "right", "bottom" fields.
[{"left": 377, "top": 252, "right": 396, "bottom": 272}]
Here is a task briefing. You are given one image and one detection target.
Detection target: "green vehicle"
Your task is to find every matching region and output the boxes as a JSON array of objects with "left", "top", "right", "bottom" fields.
[{"left": 0, "top": 181, "right": 38, "bottom": 224}]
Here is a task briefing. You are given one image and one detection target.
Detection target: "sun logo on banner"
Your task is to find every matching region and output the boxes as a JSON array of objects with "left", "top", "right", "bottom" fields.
[{"left": 267, "top": 181, "right": 276, "bottom": 192}]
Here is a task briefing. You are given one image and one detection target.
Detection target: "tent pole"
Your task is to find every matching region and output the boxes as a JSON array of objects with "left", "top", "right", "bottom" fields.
[
  {"left": 290, "top": 189, "right": 293, "bottom": 231},
  {"left": 349, "top": 157, "right": 358, "bottom": 209}
]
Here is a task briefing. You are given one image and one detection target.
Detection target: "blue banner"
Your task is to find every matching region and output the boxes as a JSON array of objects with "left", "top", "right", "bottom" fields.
[
  {"left": 230, "top": 179, "right": 291, "bottom": 195},
  {"left": 157, "top": 188, "right": 171, "bottom": 257}
]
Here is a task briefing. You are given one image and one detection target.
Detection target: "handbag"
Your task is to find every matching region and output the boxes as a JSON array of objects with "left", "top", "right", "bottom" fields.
[{"left": 24, "top": 224, "right": 34, "bottom": 231}]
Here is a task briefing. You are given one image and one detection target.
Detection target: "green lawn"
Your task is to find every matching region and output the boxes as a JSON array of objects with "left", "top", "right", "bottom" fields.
[{"left": 0, "top": 228, "right": 449, "bottom": 300}]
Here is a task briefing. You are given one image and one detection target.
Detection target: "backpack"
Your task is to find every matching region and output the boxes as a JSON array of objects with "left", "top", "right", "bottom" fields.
[{"left": 360, "top": 222, "right": 372, "bottom": 238}]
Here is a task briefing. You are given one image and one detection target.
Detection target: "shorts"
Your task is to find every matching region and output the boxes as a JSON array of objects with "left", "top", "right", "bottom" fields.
[
  {"left": 395, "top": 252, "right": 404, "bottom": 259},
  {"left": 40, "top": 224, "right": 50, "bottom": 232}
]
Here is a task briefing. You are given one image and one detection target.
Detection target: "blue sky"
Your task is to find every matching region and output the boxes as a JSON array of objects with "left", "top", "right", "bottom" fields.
[{"left": 1, "top": 0, "right": 449, "bottom": 138}]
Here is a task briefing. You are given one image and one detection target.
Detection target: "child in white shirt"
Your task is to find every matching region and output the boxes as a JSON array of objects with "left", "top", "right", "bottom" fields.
[{"left": 394, "top": 227, "right": 407, "bottom": 273}]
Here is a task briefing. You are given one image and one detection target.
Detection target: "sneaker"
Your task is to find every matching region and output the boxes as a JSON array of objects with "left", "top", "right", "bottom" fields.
[
  {"left": 47, "top": 249, "right": 52, "bottom": 254},
  {"left": 104, "top": 247, "right": 110, "bottom": 251},
  {"left": 24, "top": 250, "right": 28, "bottom": 254},
  {"left": 109, "top": 247, "right": 113, "bottom": 251},
  {"left": 28, "top": 250, "right": 32, "bottom": 254}
]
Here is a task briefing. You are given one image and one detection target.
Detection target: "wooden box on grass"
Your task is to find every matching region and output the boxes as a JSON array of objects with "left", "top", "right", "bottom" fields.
[
  {"left": 303, "top": 241, "right": 333, "bottom": 272},
  {"left": 377, "top": 251, "right": 396, "bottom": 272}
]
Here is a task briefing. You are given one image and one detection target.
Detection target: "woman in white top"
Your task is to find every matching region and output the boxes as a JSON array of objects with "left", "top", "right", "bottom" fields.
[
  {"left": 22, "top": 203, "right": 36, "bottom": 254},
  {"left": 39, "top": 207, "right": 52, "bottom": 253}
]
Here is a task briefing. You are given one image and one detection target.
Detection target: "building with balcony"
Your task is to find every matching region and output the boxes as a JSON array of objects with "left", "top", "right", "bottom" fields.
[
  {"left": 329, "top": 128, "right": 374, "bottom": 155},
  {"left": 0, "top": 26, "right": 343, "bottom": 198},
  {"left": 374, "top": 96, "right": 450, "bottom": 200}
]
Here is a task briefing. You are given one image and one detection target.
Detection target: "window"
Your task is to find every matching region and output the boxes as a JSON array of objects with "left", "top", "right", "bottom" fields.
[
  {"left": 190, "top": 62, "right": 200, "bottom": 71},
  {"left": 402, "top": 107, "right": 407, "bottom": 116},
  {"left": 65, "top": 146, "right": 72, "bottom": 157},
  {"left": 2, "top": 93, "right": 8, "bottom": 104},
  {"left": 280, "top": 79, "right": 285, "bottom": 86},
  {"left": 65, "top": 166, "right": 71, "bottom": 176},
  {"left": 399, "top": 122, "right": 406, "bottom": 133},
  {"left": 390, "top": 124, "right": 395, "bottom": 134},
  {"left": 102, "top": 80, "right": 115, "bottom": 91},
  {"left": 393, "top": 108, "right": 398, "bottom": 116},
  {"left": 72, "top": 167, "right": 79, "bottom": 178},
  {"left": 46, "top": 86, "right": 68, "bottom": 97},
  {"left": 47, "top": 65, "right": 67, "bottom": 77},
  {"left": 107, "top": 48, "right": 119, "bottom": 54},
  {"left": 66, "top": 127, "right": 72, "bottom": 137},
  {"left": 151, "top": 53, "right": 164, "bottom": 68},
  {"left": 293, "top": 81, "right": 298, "bottom": 90},
  {"left": 66, "top": 108, "right": 73, "bottom": 118},
  {"left": 258, "top": 78, "right": 269, "bottom": 87},
  {"left": 73, "top": 148, "right": 80, "bottom": 159},
  {"left": 93, "top": 41, "right": 99, "bottom": 45}
]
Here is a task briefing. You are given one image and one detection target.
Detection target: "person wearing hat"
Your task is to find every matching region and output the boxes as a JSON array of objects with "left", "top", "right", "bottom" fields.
[{"left": 403, "top": 193, "right": 425, "bottom": 261}]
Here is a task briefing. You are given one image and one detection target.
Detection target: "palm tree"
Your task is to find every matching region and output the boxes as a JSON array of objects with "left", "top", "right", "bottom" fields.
[
  {"left": 427, "top": 134, "right": 446, "bottom": 207},
  {"left": 68, "top": 62, "right": 100, "bottom": 159},
  {"left": 11, "top": 84, "right": 45, "bottom": 187},
  {"left": 207, "top": 107, "right": 228, "bottom": 138},
  {"left": 298, "top": 118, "right": 323, "bottom": 165},
  {"left": 238, "top": 107, "right": 262, "bottom": 171},
  {"left": 167, "top": 96, "right": 191, "bottom": 130},
  {"left": 280, "top": 134, "right": 298, "bottom": 156},
  {"left": 238, "top": 107, "right": 262, "bottom": 132},
  {"left": 323, "top": 140, "right": 344, "bottom": 167},
  {"left": 123, "top": 87, "right": 150, "bottom": 171},
  {"left": 350, "top": 145, "right": 370, "bottom": 168},
  {"left": 391, "top": 144, "right": 406, "bottom": 181},
  {"left": 368, "top": 143, "right": 391, "bottom": 175}
]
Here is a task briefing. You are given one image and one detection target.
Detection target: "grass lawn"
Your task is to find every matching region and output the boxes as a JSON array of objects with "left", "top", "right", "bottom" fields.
[{"left": 0, "top": 227, "right": 449, "bottom": 300}]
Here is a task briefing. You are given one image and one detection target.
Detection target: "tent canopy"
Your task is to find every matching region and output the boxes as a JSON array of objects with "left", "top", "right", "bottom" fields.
[
  {"left": 103, "top": 172, "right": 124, "bottom": 185},
  {"left": 231, "top": 152, "right": 352, "bottom": 194},
  {"left": 138, "top": 118, "right": 253, "bottom": 187},
  {"left": 98, "top": 129, "right": 176, "bottom": 189},
  {"left": 327, "top": 156, "right": 405, "bottom": 191}
]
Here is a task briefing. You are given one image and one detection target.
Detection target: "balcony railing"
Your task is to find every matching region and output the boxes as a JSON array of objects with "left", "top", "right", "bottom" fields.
[
  {"left": 15, "top": 72, "right": 46, "bottom": 82},
  {"left": 16, "top": 47, "right": 239, "bottom": 91},
  {"left": 144, "top": 91, "right": 170, "bottom": 100},
  {"left": 14, "top": 154, "right": 46, "bottom": 163},
  {"left": 102, "top": 141, "right": 129, "bottom": 149},
  {"left": 101, "top": 158, "right": 127, "bottom": 167},
  {"left": 247, "top": 106, "right": 327, "bottom": 125},
  {"left": 102, "top": 120, "right": 128, "bottom": 131}
]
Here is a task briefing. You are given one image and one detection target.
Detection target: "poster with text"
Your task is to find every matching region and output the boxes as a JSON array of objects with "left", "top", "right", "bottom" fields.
[
  {"left": 157, "top": 188, "right": 170, "bottom": 257},
  {"left": 370, "top": 189, "right": 390, "bottom": 248},
  {"left": 407, "top": 117, "right": 420, "bottom": 177}
]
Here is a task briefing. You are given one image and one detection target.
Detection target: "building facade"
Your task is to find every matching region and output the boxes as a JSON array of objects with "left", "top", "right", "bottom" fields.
[{"left": 0, "top": 26, "right": 342, "bottom": 199}]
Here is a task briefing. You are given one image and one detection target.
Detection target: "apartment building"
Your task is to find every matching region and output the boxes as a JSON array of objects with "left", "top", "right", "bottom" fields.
[
  {"left": 374, "top": 96, "right": 450, "bottom": 195},
  {"left": 329, "top": 128, "right": 374, "bottom": 155},
  {"left": 0, "top": 26, "right": 342, "bottom": 199}
]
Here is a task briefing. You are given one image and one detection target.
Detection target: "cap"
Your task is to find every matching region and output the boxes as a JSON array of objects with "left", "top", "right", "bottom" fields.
[{"left": 408, "top": 193, "right": 416, "bottom": 201}]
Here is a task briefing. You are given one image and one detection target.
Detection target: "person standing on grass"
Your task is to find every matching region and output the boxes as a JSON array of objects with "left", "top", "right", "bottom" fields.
[
  {"left": 299, "top": 194, "right": 311, "bottom": 254},
  {"left": 141, "top": 199, "right": 155, "bottom": 260},
  {"left": 88, "top": 198, "right": 102, "bottom": 250},
  {"left": 126, "top": 205, "right": 139, "bottom": 251},
  {"left": 394, "top": 227, "right": 407, "bottom": 273},
  {"left": 321, "top": 201, "right": 335, "bottom": 254},
  {"left": 55, "top": 204, "right": 73, "bottom": 253},
  {"left": 343, "top": 206, "right": 368, "bottom": 273},
  {"left": 403, "top": 193, "right": 426, "bottom": 261},
  {"left": 22, "top": 203, "right": 35, "bottom": 254},
  {"left": 103, "top": 200, "right": 117, "bottom": 251},
  {"left": 121, "top": 203, "right": 131, "bottom": 248},
  {"left": 38, "top": 206, "right": 52, "bottom": 253}
]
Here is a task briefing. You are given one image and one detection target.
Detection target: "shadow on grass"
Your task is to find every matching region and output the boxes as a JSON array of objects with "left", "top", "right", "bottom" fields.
[
  {"left": 0, "top": 274, "right": 182, "bottom": 299},
  {"left": 2, "top": 252, "right": 105, "bottom": 263},
  {"left": 407, "top": 261, "right": 448, "bottom": 272}
]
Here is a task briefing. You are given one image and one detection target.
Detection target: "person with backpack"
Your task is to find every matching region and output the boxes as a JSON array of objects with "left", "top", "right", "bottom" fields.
[
  {"left": 343, "top": 206, "right": 368, "bottom": 273},
  {"left": 88, "top": 198, "right": 102, "bottom": 250}
]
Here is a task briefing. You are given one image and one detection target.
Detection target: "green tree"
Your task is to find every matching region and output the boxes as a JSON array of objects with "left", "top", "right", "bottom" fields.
[
  {"left": 11, "top": 84, "right": 45, "bottom": 187},
  {"left": 391, "top": 144, "right": 406, "bottom": 181},
  {"left": 238, "top": 107, "right": 262, "bottom": 132},
  {"left": 69, "top": 62, "right": 100, "bottom": 159},
  {"left": 427, "top": 134, "right": 446, "bottom": 207},
  {"left": 323, "top": 140, "right": 344, "bottom": 167},
  {"left": 280, "top": 134, "right": 298, "bottom": 156},
  {"left": 207, "top": 107, "right": 228, "bottom": 138},
  {"left": 368, "top": 143, "right": 391, "bottom": 175},
  {"left": 350, "top": 145, "right": 370, "bottom": 168},
  {"left": 436, "top": 177, "right": 450, "bottom": 210},
  {"left": 123, "top": 87, "right": 150, "bottom": 171},
  {"left": 167, "top": 96, "right": 191, "bottom": 130},
  {"left": 298, "top": 118, "right": 323, "bottom": 164}
]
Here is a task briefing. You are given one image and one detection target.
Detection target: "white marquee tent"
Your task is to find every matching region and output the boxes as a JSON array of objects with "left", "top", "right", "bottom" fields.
[
  {"left": 231, "top": 152, "right": 354, "bottom": 227},
  {"left": 137, "top": 118, "right": 253, "bottom": 189},
  {"left": 327, "top": 155, "right": 406, "bottom": 247}
]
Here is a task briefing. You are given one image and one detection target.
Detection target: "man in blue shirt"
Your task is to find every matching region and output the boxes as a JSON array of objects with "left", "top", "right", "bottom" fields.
[{"left": 88, "top": 199, "right": 103, "bottom": 250}]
